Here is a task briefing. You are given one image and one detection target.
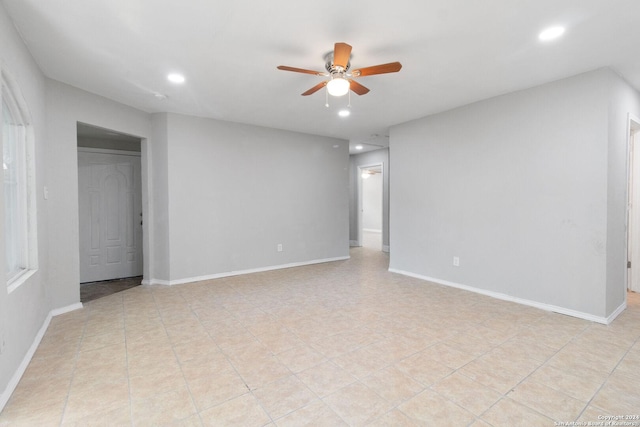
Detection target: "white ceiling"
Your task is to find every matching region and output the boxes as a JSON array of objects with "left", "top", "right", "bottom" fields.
[{"left": 3, "top": 0, "right": 640, "bottom": 154}]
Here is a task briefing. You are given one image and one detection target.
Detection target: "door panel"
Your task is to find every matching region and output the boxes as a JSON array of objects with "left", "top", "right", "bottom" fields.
[{"left": 78, "top": 150, "right": 142, "bottom": 283}]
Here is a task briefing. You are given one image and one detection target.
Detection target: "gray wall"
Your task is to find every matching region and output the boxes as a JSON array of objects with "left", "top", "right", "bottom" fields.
[
  {"left": 389, "top": 68, "right": 640, "bottom": 320},
  {"left": 349, "top": 149, "right": 390, "bottom": 250},
  {"left": 1, "top": 0, "right": 350, "bottom": 400},
  {"left": 0, "top": 1, "right": 49, "bottom": 400},
  {"left": 2, "top": 0, "right": 638, "bottom": 408},
  {"left": 43, "top": 87, "right": 352, "bottom": 287},
  {"left": 165, "top": 113, "right": 349, "bottom": 282},
  {"left": 606, "top": 73, "right": 640, "bottom": 314},
  {"left": 149, "top": 113, "right": 170, "bottom": 282},
  {"left": 45, "top": 80, "right": 152, "bottom": 308}
]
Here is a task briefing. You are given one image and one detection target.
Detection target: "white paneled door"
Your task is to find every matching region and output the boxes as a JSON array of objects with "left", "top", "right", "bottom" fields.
[{"left": 78, "top": 150, "right": 142, "bottom": 283}]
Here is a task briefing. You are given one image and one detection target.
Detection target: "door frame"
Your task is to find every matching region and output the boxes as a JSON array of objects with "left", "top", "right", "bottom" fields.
[
  {"left": 76, "top": 134, "right": 151, "bottom": 286},
  {"left": 357, "top": 162, "right": 384, "bottom": 249},
  {"left": 626, "top": 113, "right": 640, "bottom": 295}
]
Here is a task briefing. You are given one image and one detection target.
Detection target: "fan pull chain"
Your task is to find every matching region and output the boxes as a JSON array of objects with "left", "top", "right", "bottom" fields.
[
  {"left": 348, "top": 89, "right": 351, "bottom": 108},
  {"left": 325, "top": 87, "right": 329, "bottom": 108}
]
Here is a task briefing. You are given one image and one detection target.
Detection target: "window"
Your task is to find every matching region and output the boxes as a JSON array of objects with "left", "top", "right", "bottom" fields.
[{"left": 2, "top": 72, "right": 36, "bottom": 289}]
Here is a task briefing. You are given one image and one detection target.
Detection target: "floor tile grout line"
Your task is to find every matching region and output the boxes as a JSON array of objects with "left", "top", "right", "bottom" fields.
[
  {"left": 248, "top": 274, "right": 552, "bottom": 424},
  {"left": 578, "top": 332, "right": 640, "bottom": 420},
  {"left": 541, "top": 320, "right": 637, "bottom": 422},
  {"left": 401, "top": 315, "right": 580, "bottom": 425},
  {"left": 201, "top": 279, "right": 402, "bottom": 424},
  {"left": 123, "top": 292, "right": 135, "bottom": 426},
  {"left": 417, "top": 335, "right": 519, "bottom": 426},
  {"left": 149, "top": 288, "right": 203, "bottom": 425},
  {"left": 184, "top": 286, "right": 279, "bottom": 423},
  {"left": 472, "top": 319, "right": 601, "bottom": 425},
  {"left": 56, "top": 306, "right": 90, "bottom": 427},
  {"left": 4, "top": 249, "right": 639, "bottom": 425}
]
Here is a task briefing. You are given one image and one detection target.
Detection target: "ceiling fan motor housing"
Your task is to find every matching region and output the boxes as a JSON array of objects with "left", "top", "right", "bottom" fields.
[{"left": 325, "top": 52, "right": 351, "bottom": 76}]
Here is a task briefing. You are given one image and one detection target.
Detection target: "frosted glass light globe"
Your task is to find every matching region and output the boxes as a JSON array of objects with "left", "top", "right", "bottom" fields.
[{"left": 327, "top": 78, "right": 350, "bottom": 96}]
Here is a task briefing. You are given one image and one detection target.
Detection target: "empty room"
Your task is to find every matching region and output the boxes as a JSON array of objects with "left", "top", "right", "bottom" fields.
[{"left": 1, "top": 0, "right": 640, "bottom": 426}]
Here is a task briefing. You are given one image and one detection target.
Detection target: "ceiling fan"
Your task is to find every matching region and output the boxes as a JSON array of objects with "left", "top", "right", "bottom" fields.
[{"left": 277, "top": 42, "right": 402, "bottom": 97}]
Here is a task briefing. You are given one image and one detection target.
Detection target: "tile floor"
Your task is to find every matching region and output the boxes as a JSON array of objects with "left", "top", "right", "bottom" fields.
[{"left": 1, "top": 247, "right": 639, "bottom": 426}]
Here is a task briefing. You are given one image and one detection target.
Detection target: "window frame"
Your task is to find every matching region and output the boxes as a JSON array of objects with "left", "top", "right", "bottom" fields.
[{"left": 2, "top": 69, "right": 38, "bottom": 292}]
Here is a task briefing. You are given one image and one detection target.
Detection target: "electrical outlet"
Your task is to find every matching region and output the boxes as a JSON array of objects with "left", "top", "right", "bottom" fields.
[
  {"left": 453, "top": 256, "right": 460, "bottom": 267},
  {"left": 0, "top": 332, "right": 5, "bottom": 355},
  {"left": 277, "top": 244, "right": 283, "bottom": 252}
]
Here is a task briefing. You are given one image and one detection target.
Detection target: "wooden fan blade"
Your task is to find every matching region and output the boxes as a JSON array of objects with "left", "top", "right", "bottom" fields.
[
  {"left": 349, "top": 79, "right": 370, "bottom": 95},
  {"left": 333, "top": 42, "right": 352, "bottom": 68},
  {"left": 352, "top": 62, "right": 402, "bottom": 77},
  {"left": 277, "top": 65, "right": 324, "bottom": 76},
  {"left": 301, "top": 81, "right": 327, "bottom": 96}
]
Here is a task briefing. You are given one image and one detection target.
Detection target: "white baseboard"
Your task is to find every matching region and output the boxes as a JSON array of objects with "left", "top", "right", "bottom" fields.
[
  {"left": 147, "top": 256, "right": 350, "bottom": 286},
  {"left": 363, "top": 229, "right": 382, "bottom": 233},
  {"left": 349, "top": 240, "right": 359, "bottom": 247},
  {"left": 143, "top": 278, "right": 170, "bottom": 286},
  {"left": 382, "top": 245, "right": 390, "bottom": 253},
  {"left": 388, "top": 268, "right": 616, "bottom": 325},
  {"left": 606, "top": 300, "right": 627, "bottom": 324},
  {"left": 0, "top": 302, "right": 83, "bottom": 413},
  {"left": 50, "top": 302, "right": 83, "bottom": 316}
]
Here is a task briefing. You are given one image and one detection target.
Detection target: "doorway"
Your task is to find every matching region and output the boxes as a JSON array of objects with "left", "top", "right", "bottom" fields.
[
  {"left": 77, "top": 123, "right": 144, "bottom": 286},
  {"left": 359, "top": 163, "right": 383, "bottom": 250},
  {"left": 627, "top": 115, "right": 640, "bottom": 293}
]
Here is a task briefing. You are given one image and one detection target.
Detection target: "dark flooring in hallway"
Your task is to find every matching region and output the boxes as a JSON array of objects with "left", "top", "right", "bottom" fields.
[{"left": 80, "top": 276, "right": 142, "bottom": 303}]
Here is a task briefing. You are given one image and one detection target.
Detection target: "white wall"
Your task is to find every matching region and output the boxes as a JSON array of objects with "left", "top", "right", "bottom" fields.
[
  {"left": 362, "top": 173, "right": 383, "bottom": 231},
  {"left": 0, "top": 0, "right": 49, "bottom": 405},
  {"left": 349, "top": 149, "right": 390, "bottom": 249},
  {"left": 389, "top": 68, "right": 639, "bottom": 321},
  {"left": 164, "top": 113, "right": 349, "bottom": 282}
]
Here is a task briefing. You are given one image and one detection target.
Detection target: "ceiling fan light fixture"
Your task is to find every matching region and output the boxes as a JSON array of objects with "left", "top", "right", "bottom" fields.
[{"left": 327, "top": 77, "right": 350, "bottom": 97}]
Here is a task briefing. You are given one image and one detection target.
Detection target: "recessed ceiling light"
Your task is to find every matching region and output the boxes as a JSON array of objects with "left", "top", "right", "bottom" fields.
[
  {"left": 167, "top": 73, "right": 185, "bottom": 84},
  {"left": 538, "top": 26, "right": 565, "bottom": 41},
  {"left": 355, "top": 145, "right": 364, "bottom": 150},
  {"left": 338, "top": 109, "right": 350, "bottom": 117}
]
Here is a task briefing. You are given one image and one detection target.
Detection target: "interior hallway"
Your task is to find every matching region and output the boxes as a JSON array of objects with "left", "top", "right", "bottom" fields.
[
  {"left": 361, "top": 230, "right": 382, "bottom": 250},
  {"left": 1, "top": 247, "right": 639, "bottom": 426}
]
